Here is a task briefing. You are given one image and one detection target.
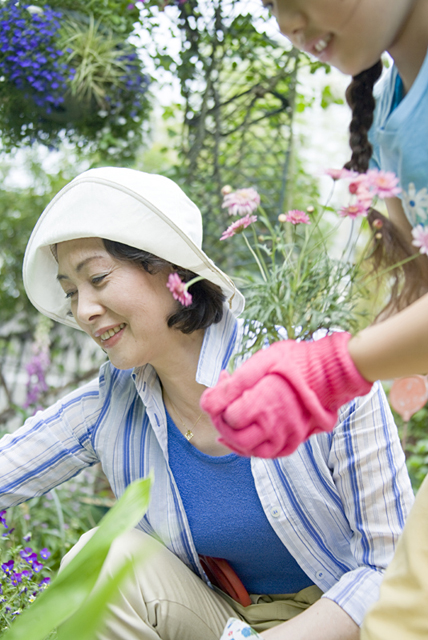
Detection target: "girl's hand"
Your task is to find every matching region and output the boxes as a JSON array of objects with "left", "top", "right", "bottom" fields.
[{"left": 200, "top": 332, "right": 372, "bottom": 458}]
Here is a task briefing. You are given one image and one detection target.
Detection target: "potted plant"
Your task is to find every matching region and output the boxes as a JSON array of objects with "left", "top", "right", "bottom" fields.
[{"left": 0, "top": 1, "right": 150, "bottom": 159}]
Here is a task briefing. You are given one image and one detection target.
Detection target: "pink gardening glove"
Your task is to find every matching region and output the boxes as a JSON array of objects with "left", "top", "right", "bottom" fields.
[{"left": 200, "top": 332, "right": 372, "bottom": 458}]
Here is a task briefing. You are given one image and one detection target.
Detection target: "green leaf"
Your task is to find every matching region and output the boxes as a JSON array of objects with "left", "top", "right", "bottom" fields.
[
  {"left": 56, "top": 536, "right": 155, "bottom": 640},
  {"left": 3, "top": 476, "right": 152, "bottom": 640}
]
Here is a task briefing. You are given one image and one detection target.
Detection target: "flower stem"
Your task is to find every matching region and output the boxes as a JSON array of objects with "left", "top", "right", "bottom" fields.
[{"left": 244, "top": 232, "right": 268, "bottom": 282}]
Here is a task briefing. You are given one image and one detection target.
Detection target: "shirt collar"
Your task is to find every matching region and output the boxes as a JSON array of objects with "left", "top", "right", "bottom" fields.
[{"left": 132, "top": 307, "right": 238, "bottom": 404}]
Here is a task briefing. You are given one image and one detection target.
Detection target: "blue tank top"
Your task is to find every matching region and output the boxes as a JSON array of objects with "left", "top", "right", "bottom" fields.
[{"left": 166, "top": 411, "right": 314, "bottom": 594}]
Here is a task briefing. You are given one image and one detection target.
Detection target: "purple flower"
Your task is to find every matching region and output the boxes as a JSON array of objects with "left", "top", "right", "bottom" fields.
[
  {"left": 39, "top": 576, "right": 51, "bottom": 586},
  {"left": 10, "top": 572, "right": 23, "bottom": 585},
  {"left": 2, "top": 560, "right": 14, "bottom": 574},
  {"left": 33, "top": 561, "right": 43, "bottom": 573},
  {"left": 0, "top": 510, "right": 7, "bottom": 528},
  {"left": 0, "top": 0, "right": 70, "bottom": 113},
  {"left": 19, "top": 547, "right": 34, "bottom": 561},
  {"left": 40, "top": 548, "right": 50, "bottom": 560}
]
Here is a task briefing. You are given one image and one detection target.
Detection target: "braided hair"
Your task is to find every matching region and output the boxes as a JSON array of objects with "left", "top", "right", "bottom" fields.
[{"left": 344, "top": 61, "right": 428, "bottom": 318}]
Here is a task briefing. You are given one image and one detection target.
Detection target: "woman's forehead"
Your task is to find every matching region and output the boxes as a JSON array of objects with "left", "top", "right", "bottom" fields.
[{"left": 56, "top": 237, "right": 109, "bottom": 271}]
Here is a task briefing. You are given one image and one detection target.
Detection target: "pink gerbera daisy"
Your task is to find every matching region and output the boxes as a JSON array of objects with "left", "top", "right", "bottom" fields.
[
  {"left": 366, "top": 169, "right": 401, "bottom": 199},
  {"left": 166, "top": 273, "right": 193, "bottom": 307},
  {"left": 338, "top": 201, "right": 370, "bottom": 219},
  {"left": 324, "top": 168, "right": 357, "bottom": 181},
  {"left": 411, "top": 225, "right": 428, "bottom": 255},
  {"left": 284, "top": 209, "right": 311, "bottom": 225},
  {"left": 220, "top": 214, "right": 257, "bottom": 240},
  {"left": 222, "top": 188, "right": 260, "bottom": 217}
]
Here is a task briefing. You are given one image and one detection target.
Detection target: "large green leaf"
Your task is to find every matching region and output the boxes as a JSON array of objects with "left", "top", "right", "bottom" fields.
[{"left": 3, "top": 475, "right": 152, "bottom": 640}]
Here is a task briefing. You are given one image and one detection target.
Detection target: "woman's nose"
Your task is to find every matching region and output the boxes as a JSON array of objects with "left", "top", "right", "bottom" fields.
[{"left": 75, "top": 290, "right": 104, "bottom": 325}]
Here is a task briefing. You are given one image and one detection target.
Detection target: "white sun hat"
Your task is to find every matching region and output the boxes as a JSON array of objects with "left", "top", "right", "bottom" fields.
[{"left": 23, "top": 167, "right": 245, "bottom": 330}]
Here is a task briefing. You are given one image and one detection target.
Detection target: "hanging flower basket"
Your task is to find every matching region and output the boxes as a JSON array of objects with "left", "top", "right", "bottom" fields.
[{"left": 0, "top": 2, "right": 151, "bottom": 159}]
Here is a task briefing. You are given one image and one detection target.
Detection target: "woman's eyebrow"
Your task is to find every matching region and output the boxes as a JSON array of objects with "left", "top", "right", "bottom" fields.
[{"left": 56, "top": 255, "right": 105, "bottom": 281}]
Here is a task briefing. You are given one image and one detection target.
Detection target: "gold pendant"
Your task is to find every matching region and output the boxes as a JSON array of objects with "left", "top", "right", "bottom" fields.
[{"left": 185, "top": 429, "right": 194, "bottom": 441}]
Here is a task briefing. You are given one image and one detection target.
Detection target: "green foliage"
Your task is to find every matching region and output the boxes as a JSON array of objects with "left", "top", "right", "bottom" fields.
[
  {"left": 389, "top": 403, "right": 428, "bottom": 491},
  {"left": 2, "top": 476, "right": 153, "bottom": 640},
  {"left": 320, "top": 84, "right": 344, "bottom": 109},
  {"left": 407, "top": 438, "right": 428, "bottom": 492},
  {"left": 0, "top": 523, "right": 53, "bottom": 633},
  {"left": 32, "top": 0, "right": 141, "bottom": 35},
  {"left": 0, "top": 158, "right": 75, "bottom": 326},
  {"left": 228, "top": 206, "right": 369, "bottom": 358},
  {"left": 0, "top": 469, "right": 109, "bottom": 635}
]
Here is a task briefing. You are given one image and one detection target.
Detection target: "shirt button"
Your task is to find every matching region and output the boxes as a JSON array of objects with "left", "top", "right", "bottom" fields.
[
  {"left": 270, "top": 507, "right": 281, "bottom": 518},
  {"left": 315, "top": 570, "right": 324, "bottom": 579}
]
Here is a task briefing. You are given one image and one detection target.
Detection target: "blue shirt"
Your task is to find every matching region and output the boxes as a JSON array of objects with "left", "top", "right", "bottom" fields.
[
  {"left": 0, "top": 310, "right": 414, "bottom": 626},
  {"left": 369, "top": 48, "right": 428, "bottom": 227},
  {"left": 167, "top": 411, "right": 314, "bottom": 595}
]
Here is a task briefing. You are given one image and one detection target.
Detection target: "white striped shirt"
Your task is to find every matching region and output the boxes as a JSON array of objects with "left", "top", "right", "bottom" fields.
[{"left": 0, "top": 310, "right": 414, "bottom": 626}]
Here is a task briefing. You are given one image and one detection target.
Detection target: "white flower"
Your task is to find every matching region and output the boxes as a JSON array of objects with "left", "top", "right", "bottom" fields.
[
  {"left": 117, "top": 116, "right": 127, "bottom": 126},
  {"left": 411, "top": 225, "right": 428, "bottom": 255},
  {"left": 26, "top": 5, "right": 44, "bottom": 14},
  {"left": 98, "top": 110, "right": 108, "bottom": 118},
  {"left": 402, "top": 183, "right": 428, "bottom": 226}
]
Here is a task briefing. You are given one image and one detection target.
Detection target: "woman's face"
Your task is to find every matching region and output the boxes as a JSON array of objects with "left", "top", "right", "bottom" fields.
[
  {"left": 265, "top": 0, "right": 414, "bottom": 76},
  {"left": 56, "top": 237, "right": 178, "bottom": 371}
]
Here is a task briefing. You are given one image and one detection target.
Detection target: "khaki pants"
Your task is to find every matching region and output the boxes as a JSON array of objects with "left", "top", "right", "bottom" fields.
[{"left": 62, "top": 528, "right": 322, "bottom": 640}]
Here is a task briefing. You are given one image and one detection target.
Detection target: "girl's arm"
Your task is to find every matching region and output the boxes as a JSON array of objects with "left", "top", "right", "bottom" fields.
[
  {"left": 349, "top": 291, "right": 428, "bottom": 380},
  {"left": 261, "top": 598, "right": 359, "bottom": 640}
]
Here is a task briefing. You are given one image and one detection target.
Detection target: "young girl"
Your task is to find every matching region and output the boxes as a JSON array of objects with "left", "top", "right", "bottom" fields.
[{"left": 201, "top": 1, "right": 428, "bottom": 638}]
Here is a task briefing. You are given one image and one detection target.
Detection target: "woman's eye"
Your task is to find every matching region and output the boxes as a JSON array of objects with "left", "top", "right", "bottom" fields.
[
  {"left": 65, "top": 290, "right": 76, "bottom": 299},
  {"left": 92, "top": 274, "right": 107, "bottom": 285}
]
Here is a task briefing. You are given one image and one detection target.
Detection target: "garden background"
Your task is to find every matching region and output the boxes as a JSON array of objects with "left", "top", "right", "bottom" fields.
[{"left": 0, "top": 0, "right": 427, "bottom": 633}]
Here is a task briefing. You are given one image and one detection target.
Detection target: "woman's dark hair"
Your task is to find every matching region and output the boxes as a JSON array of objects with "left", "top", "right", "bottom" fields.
[
  {"left": 345, "top": 61, "right": 428, "bottom": 318},
  {"left": 103, "top": 239, "right": 225, "bottom": 334}
]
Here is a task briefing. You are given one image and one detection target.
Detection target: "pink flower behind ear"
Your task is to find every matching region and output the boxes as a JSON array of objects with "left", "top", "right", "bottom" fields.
[
  {"left": 284, "top": 210, "right": 311, "bottom": 225},
  {"left": 222, "top": 188, "right": 260, "bottom": 216},
  {"left": 220, "top": 214, "right": 257, "bottom": 240},
  {"left": 411, "top": 225, "right": 428, "bottom": 255},
  {"left": 166, "top": 273, "right": 193, "bottom": 307}
]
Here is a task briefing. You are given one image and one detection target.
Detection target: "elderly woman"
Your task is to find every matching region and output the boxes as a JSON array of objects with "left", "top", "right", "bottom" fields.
[{"left": 0, "top": 168, "right": 414, "bottom": 640}]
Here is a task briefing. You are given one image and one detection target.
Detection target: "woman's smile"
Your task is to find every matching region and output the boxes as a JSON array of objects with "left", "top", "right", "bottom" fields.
[{"left": 95, "top": 322, "right": 127, "bottom": 346}]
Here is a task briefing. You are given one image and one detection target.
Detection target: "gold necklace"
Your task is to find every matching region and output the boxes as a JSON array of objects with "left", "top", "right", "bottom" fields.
[{"left": 164, "top": 394, "right": 203, "bottom": 441}]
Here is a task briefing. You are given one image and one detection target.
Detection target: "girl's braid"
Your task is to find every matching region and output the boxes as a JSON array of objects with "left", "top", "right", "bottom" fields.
[{"left": 344, "top": 60, "right": 383, "bottom": 173}]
